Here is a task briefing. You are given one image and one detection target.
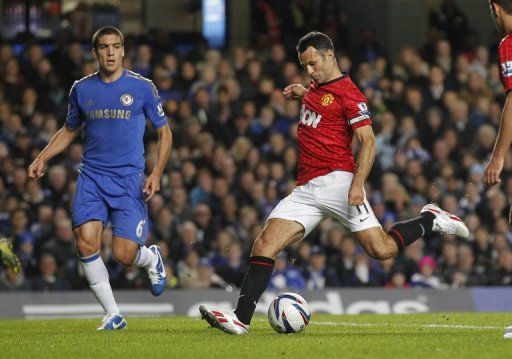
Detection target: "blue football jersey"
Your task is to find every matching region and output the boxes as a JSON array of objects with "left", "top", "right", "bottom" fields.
[{"left": 65, "top": 69, "right": 167, "bottom": 176}]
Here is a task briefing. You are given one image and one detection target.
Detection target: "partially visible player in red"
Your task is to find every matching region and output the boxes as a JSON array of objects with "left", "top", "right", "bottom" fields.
[
  {"left": 486, "top": 0, "right": 512, "bottom": 340},
  {"left": 199, "top": 31, "right": 469, "bottom": 335},
  {"left": 486, "top": 1, "right": 512, "bottom": 192}
]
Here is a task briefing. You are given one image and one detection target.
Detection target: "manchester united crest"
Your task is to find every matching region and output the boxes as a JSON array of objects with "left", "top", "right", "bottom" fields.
[{"left": 321, "top": 93, "right": 334, "bottom": 106}]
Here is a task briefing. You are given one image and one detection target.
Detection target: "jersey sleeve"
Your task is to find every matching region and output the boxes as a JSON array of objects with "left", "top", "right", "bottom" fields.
[
  {"left": 499, "top": 36, "right": 512, "bottom": 93},
  {"left": 143, "top": 81, "right": 167, "bottom": 129},
  {"left": 342, "top": 84, "right": 372, "bottom": 130},
  {"left": 65, "top": 82, "right": 83, "bottom": 129}
]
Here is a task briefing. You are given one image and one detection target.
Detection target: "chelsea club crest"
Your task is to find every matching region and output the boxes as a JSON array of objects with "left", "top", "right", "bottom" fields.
[{"left": 120, "top": 94, "right": 134, "bottom": 106}]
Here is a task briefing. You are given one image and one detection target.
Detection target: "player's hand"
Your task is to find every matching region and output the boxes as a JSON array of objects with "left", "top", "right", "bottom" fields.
[
  {"left": 348, "top": 183, "right": 364, "bottom": 206},
  {"left": 143, "top": 171, "right": 160, "bottom": 202},
  {"left": 484, "top": 156, "right": 504, "bottom": 186},
  {"left": 143, "top": 171, "right": 161, "bottom": 202},
  {"left": 283, "top": 84, "right": 307, "bottom": 99},
  {"left": 27, "top": 157, "right": 46, "bottom": 179}
]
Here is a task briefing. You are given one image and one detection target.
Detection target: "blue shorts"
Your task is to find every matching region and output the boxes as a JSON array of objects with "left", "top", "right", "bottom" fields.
[{"left": 72, "top": 170, "right": 148, "bottom": 245}]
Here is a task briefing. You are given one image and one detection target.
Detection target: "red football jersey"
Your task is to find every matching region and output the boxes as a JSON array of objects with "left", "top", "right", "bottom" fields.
[
  {"left": 296, "top": 75, "right": 372, "bottom": 185},
  {"left": 499, "top": 34, "right": 512, "bottom": 92}
]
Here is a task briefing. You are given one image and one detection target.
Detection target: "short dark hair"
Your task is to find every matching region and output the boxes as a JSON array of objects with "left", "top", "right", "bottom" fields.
[
  {"left": 91, "top": 26, "right": 124, "bottom": 49},
  {"left": 491, "top": 0, "right": 512, "bottom": 14},
  {"left": 296, "top": 31, "right": 334, "bottom": 54}
]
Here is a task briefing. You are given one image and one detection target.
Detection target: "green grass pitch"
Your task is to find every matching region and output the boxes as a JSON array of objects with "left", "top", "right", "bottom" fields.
[{"left": 1, "top": 313, "right": 511, "bottom": 358}]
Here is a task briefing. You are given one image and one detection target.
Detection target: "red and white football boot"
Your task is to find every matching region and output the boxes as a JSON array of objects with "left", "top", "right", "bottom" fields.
[
  {"left": 199, "top": 304, "right": 250, "bottom": 335},
  {"left": 421, "top": 204, "right": 469, "bottom": 238}
]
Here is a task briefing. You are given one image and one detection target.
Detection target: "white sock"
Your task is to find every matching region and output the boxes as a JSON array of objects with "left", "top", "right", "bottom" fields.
[
  {"left": 80, "top": 252, "right": 119, "bottom": 315},
  {"left": 133, "top": 246, "right": 157, "bottom": 269}
]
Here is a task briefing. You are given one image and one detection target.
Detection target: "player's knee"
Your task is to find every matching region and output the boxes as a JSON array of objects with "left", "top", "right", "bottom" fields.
[
  {"left": 112, "top": 250, "right": 136, "bottom": 266},
  {"left": 252, "top": 232, "right": 278, "bottom": 258},
  {"left": 75, "top": 238, "right": 99, "bottom": 257},
  {"left": 367, "top": 242, "right": 396, "bottom": 260}
]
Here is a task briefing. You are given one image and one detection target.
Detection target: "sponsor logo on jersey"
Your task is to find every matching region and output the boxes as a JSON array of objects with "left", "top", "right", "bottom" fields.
[
  {"left": 357, "top": 102, "right": 370, "bottom": 116},
  {"left": 120, "top": 93, "right": 134, "bottom": 106},
  {"left": 501, "top": 61, "right": 512, "bottom": 78},
  {"left": 85, "top": 109, "right": 132, "bottom": 120},
  {"left": 300, "top": 104, "right": 323, "bottom": 128},
  {"left": 157, "top": 103, "right": 164, "bottom": 117},
  {"left": 321, "top": 93, "right": 334, "bottom": 107}
]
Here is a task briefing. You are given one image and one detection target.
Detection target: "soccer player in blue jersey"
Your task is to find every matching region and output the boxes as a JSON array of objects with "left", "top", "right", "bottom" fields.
[{"left": 28, "top": 26, "right": 172, "bottom": 330}]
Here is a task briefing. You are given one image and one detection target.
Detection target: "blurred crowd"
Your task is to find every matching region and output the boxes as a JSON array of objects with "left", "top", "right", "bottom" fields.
[{"left": 2, "top": 0, "right": 512, "bottom": 292}]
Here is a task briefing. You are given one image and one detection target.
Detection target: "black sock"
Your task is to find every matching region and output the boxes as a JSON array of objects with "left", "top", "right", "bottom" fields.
[
  {"left": 388, "top": 212, "right": 435, "bottom": 250},
  {"left": 234, "top": 256, "right": 275, "bottom": 325}
]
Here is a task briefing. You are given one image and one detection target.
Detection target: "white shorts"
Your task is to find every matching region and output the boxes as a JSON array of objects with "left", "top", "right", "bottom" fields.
[{"left": 267, "top": 171, "right": 381, "bottom": 238}]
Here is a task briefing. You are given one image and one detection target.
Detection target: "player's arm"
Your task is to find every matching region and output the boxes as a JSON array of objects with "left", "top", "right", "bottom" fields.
[
  {"left": 349, "top": 125, "right": 376, "bottom": 206},
  {"left": 28, "top": 125, "right": 80, "bottom": 179},
  {"left": 144, "top": 124, "right": 172, "bottom": 201},
  {"left": 283, "top": 84, "right": 308, "bottom": 100},
  {"left": 485, "top": 92, "right": 512, "bottom": 185}
]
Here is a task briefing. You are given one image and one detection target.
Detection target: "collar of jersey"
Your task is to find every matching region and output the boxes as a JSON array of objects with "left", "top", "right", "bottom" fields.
[
  {"left": 96, "top": 69, "right": 126, "bottom": 86},
  {"left": 317, "top": 73, "right": 346, "bottom": 87}
]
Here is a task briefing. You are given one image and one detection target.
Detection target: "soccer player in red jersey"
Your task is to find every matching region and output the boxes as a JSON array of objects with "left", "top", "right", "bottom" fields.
[
  {"left": 199, "top": 32, "right": 469, "bottom": 335},
  {"left": 486, "top": 0, "right": 512, "bottom": 340},
  {"left": 486, "top": 1, "right": 512, "bottom": 188}
]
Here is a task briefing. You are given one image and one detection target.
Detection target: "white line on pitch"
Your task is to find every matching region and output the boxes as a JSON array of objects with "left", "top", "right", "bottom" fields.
[
  {"left": 310, "top": 321, "right": 501, "bottom": 330},
  {"left": 255, "top": 319, "right": 502, "bottom": 330}
]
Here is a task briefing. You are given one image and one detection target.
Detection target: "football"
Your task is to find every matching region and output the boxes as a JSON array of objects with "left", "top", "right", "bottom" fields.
[{"left": 267, "top": 292, "right": 311, "bottom": 333}]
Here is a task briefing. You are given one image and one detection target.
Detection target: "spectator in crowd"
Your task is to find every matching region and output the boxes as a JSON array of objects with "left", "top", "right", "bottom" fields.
[
  {"left": 0, "top": 267, "right": 29, "bottom": 291},
  {"left": 196, "top": 257, "right": 226, "bottom": 289},
  {"left": 352, "top": 254, "right": 380, "bottom": 287},
  {"left": 302, "top": 246, "right": 339, "bottom": 289},
  {"left": 438, "top": 241, "right": 458, "bottom": 284},
  {"left": 332, "top": 235, "right": 358, "bottom": 286},
  {"left": 411, "top": 256, "right": 444, "bottom": 288},
  {"left": 177, "top": 249, "right": 201, "bottom": 289},
  {"left": 193, "top": 203, "right": 219, "bottom": 250},
  {"left": 385, "top": 271, "right": 410, "bottom": 289},
  {"left": 451, "top": 244, "right": 484, "bottom": 287},
  {"left": 31, "top": 253, "right": 70, "bottom": 291},
  {"left": 169, "top": 221, "right": 203, "bottom": 264},
  {"left": 490, "top": 250, "right": 512, "bottom": 285},
  {"left": 268, "top": 252, "right": 305, "bottom": 290},
  {"left": 110, "top": 266, "right": 147, "bottom": 290},
  {"left": 215, "top": 240, "right": 246, "bottom": 287}
]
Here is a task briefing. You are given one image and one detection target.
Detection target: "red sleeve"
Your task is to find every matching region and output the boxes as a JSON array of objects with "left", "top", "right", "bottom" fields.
[
  {"left": 499, "top": 35, "right": 512, "bottom": 93},
  {"left": 342, "top": 83, "right": 372, "bottom": 130}
]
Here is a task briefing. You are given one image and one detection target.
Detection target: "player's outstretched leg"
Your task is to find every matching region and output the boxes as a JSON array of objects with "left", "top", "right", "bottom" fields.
[
  {"left": 386, "top": 203, "right": 469, "bottom": 252},
  {"left": 355, "top": 203, "right": 469, "bottom": 261},
  {"left": 200, "top": 219, "right": 304, "bottom": 335},
  {"left": 133, "top": 245, "right": 167, "bottom": 296}
]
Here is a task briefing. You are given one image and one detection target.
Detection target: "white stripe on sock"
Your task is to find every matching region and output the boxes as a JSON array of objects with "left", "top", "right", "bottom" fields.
[{"left": 419, "top": 223, "right": 425, "bottom": 237}]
